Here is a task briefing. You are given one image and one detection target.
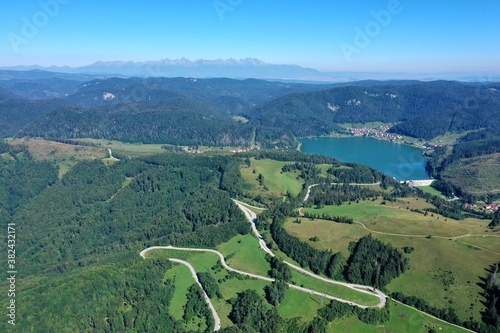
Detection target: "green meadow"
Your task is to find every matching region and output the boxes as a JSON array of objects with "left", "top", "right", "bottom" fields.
[
  {"left": 142, "top": 228, "right": 396, "bottom": 329},
  {"left": 419, "top": 184, "right": 446, "bottom": 198},
  {"left": 287, "top": 198, "right": 499, "bottom": 322},
  {"left": 217, "top": 234, "right": 271, "bottom": 276},
  {"left": 328, "top": 300, "right": 470, "bottom": 333},
  {"left": 302, "top": 197, "right": 489, "bottom": 236},
  {"left": 240, "top": 158, "right": 305, "bottom": 196}
]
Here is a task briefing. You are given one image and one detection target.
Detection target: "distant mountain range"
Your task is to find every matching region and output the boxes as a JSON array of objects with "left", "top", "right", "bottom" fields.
[{"left": 2, "top": 58, "right": 500, "bottom": 82}]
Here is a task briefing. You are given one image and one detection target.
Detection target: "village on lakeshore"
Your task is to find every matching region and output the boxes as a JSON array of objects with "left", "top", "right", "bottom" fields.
[{"left": 349, "top": 126, "right": 402, "bottom": 142}]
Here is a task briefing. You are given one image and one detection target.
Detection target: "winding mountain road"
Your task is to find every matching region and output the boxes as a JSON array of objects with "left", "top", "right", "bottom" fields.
[
  {"left": 232, "top": 199, "right": 274, "bottom": 257},
  {"left": 169, "top": 258, "right": 221, "bottom": 332},
  {"left": 140, "top": 245, "right": 381, "bottom": 310},
  {"left": 139, "top": 197, "right": 481, "bottom": 332},
  {"left": 232, "top": 199, "right": 387, "bottom": 308}
]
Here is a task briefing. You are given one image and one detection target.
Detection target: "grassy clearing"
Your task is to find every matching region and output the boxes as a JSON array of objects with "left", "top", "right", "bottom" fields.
[
  {"left": 232, "top": 115, "right": 249, "bottom": 123},
  {"left": 144, "top": 247, "right": 271, "bottom": 328},
  {"left": 240, "top": 158, "right": 305, "bottom": 196},
  {"left": 429, "top": 131, "right": 476, "bottom": 146},
  {"left": 217, "top": 234, "right": 271, "bottom": 276},
  {"left": 289, "top": 270, "right": 380, "bottom": 307},
  {"left": 286, "top": 217, "right": 370, "bottom": 257},
  {"left": 142, "top": 230, "right": 485, "bottom": 330},
  {"left": 286, "top": 200, "right": 500, "bottom": 322},
  {"left": 419, "top": 185, "right": 446, "bottom": 198},
  {"left": 143, "top": 236, "right": 386, "bottom": 326},
  {"left": 278, "top": 287, "right": 323, "bottom": 322},
  {"left": 163, "top": 264, "right": 193, "bottom": 321},
  {"left": 10, "top": 138, "right": 106, "bottom": 177},
  {"left": 455, "top": 235, "right": 500, "bottom": 255},
  {"left": 73, "top": 138, "right": 166, "bottom": 156},
  {"left": 316, "top": 163, "right": 334, "bottom": 178},
  {"left": 382, "top": 236, "right": 498, "bottom": 322},
  {"left": 328, "top": 300, "right": 470, "bottom": 333},
  {"left": 303, "top": 198, "right": 489, "bottom": 237},
  {"left": 213, "top": 280, "right": 270, "bottom": 328},
  {"left": 217, "top": 231, "right": 381, "bottom": 307},
  {"left": 10, "top": 138, "right": 105, "bottom": 160}
]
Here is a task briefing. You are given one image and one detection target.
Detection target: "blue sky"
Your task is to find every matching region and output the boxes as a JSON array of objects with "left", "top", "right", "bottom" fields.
[{"left": 1, "top": 0, "right": 499, "bottom": 73}]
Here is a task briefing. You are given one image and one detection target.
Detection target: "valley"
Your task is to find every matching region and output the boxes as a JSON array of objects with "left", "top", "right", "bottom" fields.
[
  {"left": 0, "top": 71, "right": 499, "bottom": 333},
  {"left": 2, "top": 136, "right": 499, "bottom": 332},
  {"left": 2, "top": 1, "right": 499, "bottom": 331}
]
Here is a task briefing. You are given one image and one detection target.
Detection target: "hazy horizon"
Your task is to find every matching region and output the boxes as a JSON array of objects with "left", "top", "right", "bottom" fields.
[{"left": 1, "top": 0, "right": 499, "bottom": 74}]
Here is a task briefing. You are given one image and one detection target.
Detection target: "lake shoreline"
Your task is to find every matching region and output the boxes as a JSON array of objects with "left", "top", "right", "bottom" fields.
[
  {"left": 297, "top": 133, "right": 425, "bottom": 152},
  {"left": 299, "top": 136, "right": 430, "bottom": 181}
]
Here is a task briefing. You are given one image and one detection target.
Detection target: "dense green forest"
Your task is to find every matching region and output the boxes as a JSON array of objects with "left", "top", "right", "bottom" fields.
[
  {"left": 0, "top": 144, "right": 497, "bottom": 331},
  {"left": 0, "top": 145, "right": 251, "bottom": 332},
  {"left": 307, "top": 184, "right": 381, "bottom": 207},
  {"left": 64, "top": 76, "right": 337, "bottom": 109},
  {"left": 4, "top": 75, "right": 499, "bottom": 152},
  {"left": 248, "top": 81, "right": 500, "bottom": 139},
  {"left": 0, "top": 88, "right": 73, "bottom": 137},
  {"left": 3, "top": 75, "right": 500, "bottom": 197},
  {"left": 3, "top": 74, "right": 497, "bottom": 198},
  {"left": 345, "top": 235, "right": 408, "bottom": 288},
  {"left": 0, "top": 76, "right": 83, "bottom": 100},
  {"left": 21, "top": 99, "right": 254, "bottom": 146}
]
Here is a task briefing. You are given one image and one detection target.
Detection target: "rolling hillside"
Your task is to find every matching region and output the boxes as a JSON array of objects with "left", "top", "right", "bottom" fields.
[
  {"left": 249, "top": 81, "right": 500, "bottom": 139},
  {"left": 0, "top": 88, "right": 73, "bottom": 137},
  {"left": 21, "top": 98, "right": 254, "bottom": 146}
]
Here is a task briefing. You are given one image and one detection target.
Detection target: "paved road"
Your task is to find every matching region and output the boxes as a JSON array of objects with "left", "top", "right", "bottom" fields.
[
  {"left": 232, "top": 200, "right": 266, "bottom": 211},
  {"left": 283, "top": 261, "right": 386, "bottom": 308},
  {"left": 232, "top": 199, "right": 387, "bottom": 308},
  {"left": 139, "top": 197, "right": 390, "bottom": 330},
  {"left": 141, "top": 245, "right": 274, "bottom": 282},
  {"left": 107, "top": 148, "right": 119, "bottom": 160},
  {"left": 169, "top": 258, "right": 221, "bottom": 332},
  {"left": 138, "top": 190, "right": 479, "bottom": 331},
  {"left": 140, "top": 245, "right": 378, "bottom": 309},
  {"left": 232, "top": 199, "right": 274, "bottom": 257}
]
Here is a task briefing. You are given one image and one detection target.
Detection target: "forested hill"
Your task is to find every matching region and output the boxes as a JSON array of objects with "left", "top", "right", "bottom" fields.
[
  {"left": 248, "top": 81, "right": 500, "bottom": 139},
  {"left": 20, "top": 98, "right": 254, "bottom": 146},
  {"left": 2, "top": 73, "right": 500, "bottom": 148},
  {"left": 0, "top": 145, "right": 250, "bottom": 332},
  {"left": 0, "top": 77, "right": 83, "bottom": 100},
  {"left": 63, "top": 76, "right": 338, "bottom": 111},
  {"left": 0, "top": 88, "right": 73, "bottom": 138}
]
